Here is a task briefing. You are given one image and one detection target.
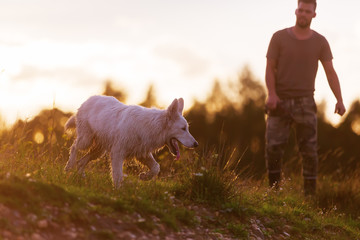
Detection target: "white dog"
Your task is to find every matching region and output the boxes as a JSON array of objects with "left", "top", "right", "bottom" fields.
[{"left": 64, "top": 95, "right": 198, "bottom": 188}]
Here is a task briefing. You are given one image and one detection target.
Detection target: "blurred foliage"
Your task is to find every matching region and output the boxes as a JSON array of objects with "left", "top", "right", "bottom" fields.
[
  {"left": 0, "top": 67, "right": 360, "bottom": 180},
  {"left": 102, "top": 80, "right": 127, "bottom": 103},
  {"left": 139, "top": 84, "right": 158, "bottom": 108},
  {"left": 186, "top": 67, "right": 267, "bottom": 178}
]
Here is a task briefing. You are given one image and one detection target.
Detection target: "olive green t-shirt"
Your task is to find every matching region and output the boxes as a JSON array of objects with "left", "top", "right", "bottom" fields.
[{"left": 266, "top": 28, "right": 333, "bottom": 99}]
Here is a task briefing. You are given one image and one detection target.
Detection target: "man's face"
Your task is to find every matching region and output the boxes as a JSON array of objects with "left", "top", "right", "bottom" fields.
[{"left": 295, "top": 2, "right": 316, "bottom": 28}]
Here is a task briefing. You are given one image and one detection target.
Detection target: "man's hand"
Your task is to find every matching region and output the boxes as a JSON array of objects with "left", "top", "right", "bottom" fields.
[
  {"left": 335, "top": 101, "right": 346, "bottom": 116},
  {"left": 266, "top": 94, "right": 281, "bottom": 111}
]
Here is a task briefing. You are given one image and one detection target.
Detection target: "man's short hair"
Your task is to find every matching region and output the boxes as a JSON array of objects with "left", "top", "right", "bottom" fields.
[{"left": 298, "top": 0, "right": 317, "bottom": 10}]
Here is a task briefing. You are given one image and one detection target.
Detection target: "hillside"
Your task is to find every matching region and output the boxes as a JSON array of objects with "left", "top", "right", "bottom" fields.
[{"left": 0, "top": 152, "right": 359, "bottom": 240}]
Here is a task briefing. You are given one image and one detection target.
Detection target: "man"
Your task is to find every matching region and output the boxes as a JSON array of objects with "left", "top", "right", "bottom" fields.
[{"left": 265, "top": 0, "right": 346, "bottom": 195}]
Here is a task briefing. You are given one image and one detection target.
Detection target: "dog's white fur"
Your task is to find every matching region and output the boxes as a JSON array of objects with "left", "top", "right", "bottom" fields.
[{"left": 64, "top": 95, "right": 198, "bottom": 188}]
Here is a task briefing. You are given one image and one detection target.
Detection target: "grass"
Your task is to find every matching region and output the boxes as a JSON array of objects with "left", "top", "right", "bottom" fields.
[
  {"left": 174, "top": 152, "right": 239, "bottom": 204},
  {"left": 0, "top": 135, "right": 360, "bottom": 239}
]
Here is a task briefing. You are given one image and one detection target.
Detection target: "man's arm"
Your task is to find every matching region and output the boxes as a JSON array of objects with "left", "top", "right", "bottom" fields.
[
  {"left": 322, "top": 60, "right": 346, "bottom": 116},
  {"left": 265, "top": 58, "right": 280, "bottom": 110}
]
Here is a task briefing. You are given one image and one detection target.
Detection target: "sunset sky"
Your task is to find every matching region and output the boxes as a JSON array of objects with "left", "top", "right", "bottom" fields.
[{"left": 0, "top": 0, "right": 359, "bottom": 125}]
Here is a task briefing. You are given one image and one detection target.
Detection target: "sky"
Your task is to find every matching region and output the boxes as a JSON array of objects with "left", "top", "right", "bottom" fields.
[{"left": 0, "top": 0, "right": 359, "bottom": 125}]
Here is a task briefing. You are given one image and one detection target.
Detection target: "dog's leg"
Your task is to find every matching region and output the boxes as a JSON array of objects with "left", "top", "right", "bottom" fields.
[
  {"left": 65, "top": 121, "right": 94, "bottom": 172},
  {"left": 77, "top": 144, "right": 104, "bottom": 174},
  {"left": 139, "top": 153, "right": 160, "bottom": 181},
  {"left": 64, "top": 141, "right": 78, "bottom": 171},
  {"left": 110, "top": 151, "right": 124, "bottom": 189}
]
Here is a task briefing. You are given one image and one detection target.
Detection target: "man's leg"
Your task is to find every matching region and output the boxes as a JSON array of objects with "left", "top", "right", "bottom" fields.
[
  {"left": 294, "top": 97, "right": 318, "bottom": 195},
  {"left": 265, "top": 115, "right": 291, "bottom": 188}
]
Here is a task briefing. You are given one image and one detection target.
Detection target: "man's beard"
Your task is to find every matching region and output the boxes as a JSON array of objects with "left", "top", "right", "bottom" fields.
[{"left": 296, "top": 17, "right": 311, "bottom": 28}]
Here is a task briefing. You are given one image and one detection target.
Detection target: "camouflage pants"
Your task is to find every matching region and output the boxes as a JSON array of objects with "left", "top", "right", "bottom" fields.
[{"left": 265, "top": 96, "right": 318, "bottom": 180}]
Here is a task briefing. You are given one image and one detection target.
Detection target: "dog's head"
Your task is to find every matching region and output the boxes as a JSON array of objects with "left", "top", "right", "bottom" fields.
[{"left": 165, "top": 98, "right": 198, "bottom": 160}]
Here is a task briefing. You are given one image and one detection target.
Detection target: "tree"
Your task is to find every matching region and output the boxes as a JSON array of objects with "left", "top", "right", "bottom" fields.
[
  {"left": 102, "top": 80, "right": 127, "bottom": 103},
  {"left": 140, "top": 84, "right": 158, "bottom": 108}
]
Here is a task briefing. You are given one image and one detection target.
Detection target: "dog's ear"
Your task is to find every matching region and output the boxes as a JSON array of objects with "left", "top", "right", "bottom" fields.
[
  {"left": 167, "top": 98, "right": 179, "bottom": 117},
  {"left": 167, "top": 98, "right": 184, "bottom": 119},
  {"left": 177, "top": 98, "right": 184, "bottom": 115}
]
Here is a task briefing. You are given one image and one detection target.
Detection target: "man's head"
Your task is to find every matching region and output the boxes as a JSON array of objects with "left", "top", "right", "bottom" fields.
[
  {"left": 296, "top": 0, "right": 317, "bottom": 29},
  {"left": 298, "top": 0, "right": 317, "bottom": 10}
]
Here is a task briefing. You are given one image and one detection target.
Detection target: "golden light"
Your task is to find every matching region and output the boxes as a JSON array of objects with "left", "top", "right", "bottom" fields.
[
  {"left": 351, "top": 116, "right": 360, "bottom": 135},
  {"left": 34, "top": 131, "right": 45, "bottom": 144}
]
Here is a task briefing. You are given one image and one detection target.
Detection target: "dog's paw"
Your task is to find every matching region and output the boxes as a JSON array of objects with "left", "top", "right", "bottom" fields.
[{"left": 139, "top": 172, "right": 153, "bottom": 181}]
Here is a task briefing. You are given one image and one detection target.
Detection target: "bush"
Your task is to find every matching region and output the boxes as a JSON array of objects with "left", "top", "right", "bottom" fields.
[{"left": 174, "top": 150, "right": 240, "bottom": 205}]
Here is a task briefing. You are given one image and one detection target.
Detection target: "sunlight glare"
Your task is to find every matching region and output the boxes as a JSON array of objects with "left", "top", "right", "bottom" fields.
[
  {"left": 34, "top": 131, "right": 44, "bottom": 144},
  {"left": 351, "top": 116, "right": 360, "bottom": 135}
]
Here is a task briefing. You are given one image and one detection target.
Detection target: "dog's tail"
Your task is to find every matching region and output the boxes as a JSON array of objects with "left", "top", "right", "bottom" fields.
[{"left": 64, "top": 115, "right": 76, "bottom": 131}]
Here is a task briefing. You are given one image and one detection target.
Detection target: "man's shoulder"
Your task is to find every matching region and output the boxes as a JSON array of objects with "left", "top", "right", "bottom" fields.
[
  {"left": 312, "top": 30, "right": 328, "bottom": 41},
  {"left": 273, "top": 28, "right": 289, "bottom": 36},
  {"left": 271, "top": 28, "right": 291, "bottom": 41}
]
